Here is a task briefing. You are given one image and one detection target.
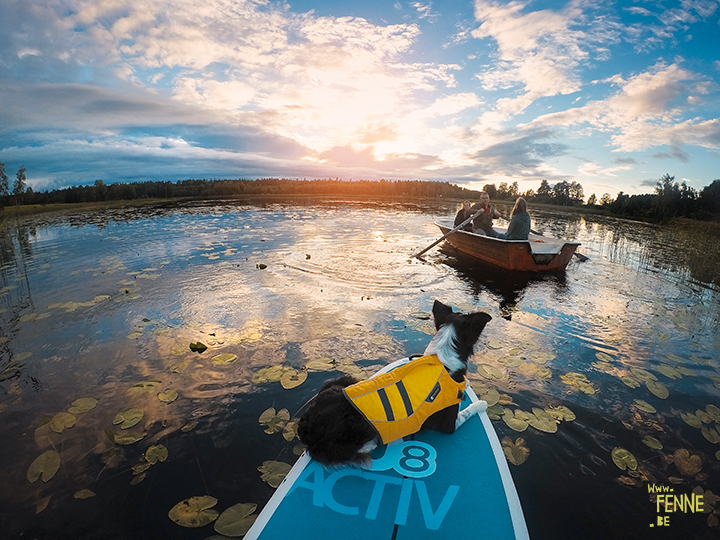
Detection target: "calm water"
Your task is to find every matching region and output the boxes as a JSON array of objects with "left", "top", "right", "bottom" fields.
[{"left": 0, "top": 199, "right": 718, "bottom": 540}]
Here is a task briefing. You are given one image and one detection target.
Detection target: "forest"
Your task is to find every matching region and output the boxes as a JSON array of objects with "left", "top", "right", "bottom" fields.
[{"left": 0, "top": 162, "right": 718, "bottom": 223}]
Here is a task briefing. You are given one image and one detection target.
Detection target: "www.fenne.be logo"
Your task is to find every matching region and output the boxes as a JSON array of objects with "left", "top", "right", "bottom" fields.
[{"left": 647, "top": 484, "right": 707, "bottom": 528}]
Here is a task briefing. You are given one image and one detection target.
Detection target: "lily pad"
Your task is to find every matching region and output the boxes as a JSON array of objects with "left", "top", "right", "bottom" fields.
[
  {"left": 706, "top": 404, "right": 720, "bottom": 422},
  {"left": 145, "top": 444, "right": 169, "bottom": 464},
  {"left": 530, "top": 352, "right": 555, "bottom": 365},
  {"left": 113, "top": 408, "right": 144, "bottom": 429},
  {"left": 642, "top": 435, "right": 663, "bottom": 450},
  {"left": 527, "top": 408, "right": 558, "bottom": 433},
  {"left": 35, "top": 495, "right": 51, "bottom": 514},
  {"left": 498, "top": 355, "right": 523, "bottom": 368},
  {"left": 170, "top": 359, "right": 189, "bottom": 373},
  {"left": 259, "top": 408, "right": 290, "bottom": 434},
  {"left": 485, "top": 339, "right": 503, "bottom": 350},
  {"left": 501, "top": 437, "right": 530, "bottom": 465},
  {"left": 158, "top": 389, "right": 179, "bottom": 403},
  {"left": 673, "top": 449, "right": 702, "bottom": 476},
  {"left": 304, "top": 358, "right": 337, "bottom": 372},
  {"left": 546, "top": 405, "right": 576, "bottom": 422},
  {"left": 105, "top": 428, "right": 146, "bottom": 445},
  {"left": 646, "top": 380, "right": 669, "bottom": 399},
  {"left": 470, "top": 384, "right": 499, "bottom": 407},
  {"left": 283, "top": 421, "right": 298, "bottom": 442},
  {"left": 131, "top": 473, "right": 146, "bottom": 485},
  {"left": 133, "top": 462, "right": 152, "bottom": 475},
  {"left": 477, "top": 364, "right": 503, "bottom": 379},
  {"left": 252, "top": 365, "right": 288, "bottom": 385},
  {"left": 657, "top": 364, "right": 682, "bottom": 380},
  {"left": 214, "top": 503, "right": 258, "bottom": 537},
  {"left": 621, "top": 376, "right": 641, "bottom": 389},
  {"left": 633, "top": 399, "right": 656, "bottom": 414},
  {"left": 27, "top": 450, "right": 61, "bottom": 483},
  {"left": 592, "top": 361, "right": 614, "bottom": 373},
  {"left": 128, "top": 380, "right": 162, "bottom": 396},
  {"left": 74, "top": 489, "right": 96, "bottom": 499},
  {"left": 561, "top": 372, "right": 596, "bottom": 394},
  {"left": 681, "top": 412, "right": 703, "bottom": 429},
  {"left": 68, "top": 397, "right": 98, "bottom": 414},
  {"left": 49, "top": 412, "right": 76, "bottom": 433},
  {"left": 189, "top": 342, "right": 208, "bottom": 353},
  {"left": 212, "top": 353, "right": 238, "bottom": 365},
  {"left": 168, "top": 495, "right": 219, "bottom": 528},
  {"left": 630, "top": 367, "right": 657, "bottom": 383},
  {"left": 181, "top": 421, "right": 198, "bottom": 433},
  {"left": 280, "top": 369, "right": 307, "bottom": 389},
  {"left": 502, "top": 409, "right": 530, "bottom": 432},
  {"left": 486, "top": 404, "right": 504, "bottom": 420},
  {"left": 258, "top": 461, "right": 292, "bottom": 488},
  {"left": 701, "top": 426, "right": 720, "bottom": 444},
  {"left": 611, "top": 447, "right": 638, "bottom": 471}
]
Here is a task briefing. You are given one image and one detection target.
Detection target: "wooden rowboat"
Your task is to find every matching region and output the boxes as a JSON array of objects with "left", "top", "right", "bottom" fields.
[{"left": 436, "top": 223, "right": 581, "bottom": 272}]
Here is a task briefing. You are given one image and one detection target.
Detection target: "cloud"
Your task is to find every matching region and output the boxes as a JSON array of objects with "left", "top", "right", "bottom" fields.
[
  {"left": 525, "top": 63, "right": 720, "bottom": 152},
  {"left": 412, "top": 2, "right": 440, "bottom": 22},
  {"left": 652, "top": 145, "right": 690, "bottom": 162},
  {"left": 613, "top": 156, "right": 638, "bottom": 165},
  {"left": 470, "top": 0, "right": 611, "bottom": 113},
  {"left": 578, "top": 161, "right": 632, "bottom": 177},
  {"left": 465, "top": 129, "right": 569, "bottom": 179},
  {"left": 1, "top": 0, "right": 474, "bottom": 185},
  {"left": 621, "top": 0, "right": 719, "bottom": 51}
]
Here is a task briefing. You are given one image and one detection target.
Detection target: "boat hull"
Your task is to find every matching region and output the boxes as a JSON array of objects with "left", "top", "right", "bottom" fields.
[{"left": 436, "top": 224, "right": 580, "bottom": 272}]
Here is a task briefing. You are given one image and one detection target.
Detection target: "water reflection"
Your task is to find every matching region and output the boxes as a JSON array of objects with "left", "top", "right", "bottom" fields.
[
  {"left": 439, "top": 244, "right": 569, "bottom": 320},
  {"left": 537, "top": 210, "right": 720, "bottom": 291},
  {"left": 0, "top": 201, "right": 719, "bottom": 540}
]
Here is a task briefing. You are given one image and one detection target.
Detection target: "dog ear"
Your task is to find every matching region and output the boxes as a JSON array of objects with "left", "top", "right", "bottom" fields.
[
  {"left": 432, "top": 300, "right": 454, "bottom": 330},
  {"left": 457, "top": 311, "right": 492, "bottom": 348},
  {"left": 470, "top": 312, "right": 492, "bottom": 326}
]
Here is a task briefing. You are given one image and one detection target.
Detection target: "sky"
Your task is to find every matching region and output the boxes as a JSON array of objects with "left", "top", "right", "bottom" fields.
[{"left": 1, "top": 0, "right": 719, "bottom": 200}]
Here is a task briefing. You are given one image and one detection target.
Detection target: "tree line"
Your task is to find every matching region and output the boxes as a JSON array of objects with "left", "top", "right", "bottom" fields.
[
  {"left": 1, "top": 162, "right": 718, "bottom": 222},
  {"left": 481, "top": 174, "right": 720, "bottom": 222},
  {"left": 0, "top": 170, "right": 479, "bottom": 205}
]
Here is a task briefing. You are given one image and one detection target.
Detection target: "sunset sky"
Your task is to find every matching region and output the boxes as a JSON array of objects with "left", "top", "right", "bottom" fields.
[{"left": 1, "top": 0, "right": 719, "bottom": 200}]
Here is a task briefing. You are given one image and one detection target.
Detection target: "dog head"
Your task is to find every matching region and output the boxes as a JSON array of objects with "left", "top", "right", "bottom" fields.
[{"left": 424, "top": 300, "right": 492, "bottom": 376}]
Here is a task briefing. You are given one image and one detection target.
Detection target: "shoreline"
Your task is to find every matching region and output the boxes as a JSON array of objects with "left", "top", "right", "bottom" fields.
[{"left": 1, "top": 195, "right": 717, "bottom": 235}]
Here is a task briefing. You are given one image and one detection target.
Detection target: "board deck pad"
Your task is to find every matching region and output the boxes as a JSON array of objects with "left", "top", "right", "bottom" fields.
[{"left": 246, "top": 360, "right": 529, "bottom": 540}]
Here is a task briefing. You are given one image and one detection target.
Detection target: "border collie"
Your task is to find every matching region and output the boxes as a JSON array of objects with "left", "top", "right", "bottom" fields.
[{"left": 298, "top": 300, "right": 492, "bottom": 467}]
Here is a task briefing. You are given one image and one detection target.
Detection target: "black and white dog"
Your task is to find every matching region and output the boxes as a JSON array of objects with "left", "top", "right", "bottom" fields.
[{"left": 298, "top": 300, "right": 492, "bottom": 467}]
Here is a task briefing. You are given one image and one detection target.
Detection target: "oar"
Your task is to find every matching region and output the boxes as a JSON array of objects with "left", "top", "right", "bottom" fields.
[
  {"left": 498, "top": 214, "right": 589, "bottom": 262},
  {"left": 413, "top": 209, "right": 484, "bottom": 259}
]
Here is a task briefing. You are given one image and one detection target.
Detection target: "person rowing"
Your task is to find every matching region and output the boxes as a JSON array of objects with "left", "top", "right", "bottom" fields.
[{"left": 470, "top": 191, "right": 502, "bottom": 237}]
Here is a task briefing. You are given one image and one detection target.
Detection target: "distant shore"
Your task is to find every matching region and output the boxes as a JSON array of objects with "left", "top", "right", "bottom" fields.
[{"left": 1, "top": 195, "right": 717, "bottom": 237}]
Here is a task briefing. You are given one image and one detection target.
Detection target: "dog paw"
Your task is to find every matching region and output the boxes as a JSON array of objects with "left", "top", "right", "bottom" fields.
[
  {"left": 473, "top": 399, "right": 488, "bottom": 412},
  {"left": 455, "top": 400, "right": 488, "bottom": 429}
]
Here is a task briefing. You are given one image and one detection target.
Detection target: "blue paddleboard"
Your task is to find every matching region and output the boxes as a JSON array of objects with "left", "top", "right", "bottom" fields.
[{"left": 245, "top": 358, "right": 529, "bottom": 540}]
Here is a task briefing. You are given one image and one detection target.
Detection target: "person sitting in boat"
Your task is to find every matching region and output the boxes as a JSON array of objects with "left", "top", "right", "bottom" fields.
[
  {"left": 498, "top": 197, "right": 531, "bottom": 240},
  {"left": 453, "top": 200, "right": 474, "bottom": 231},
  {"left": 470, "top": 191, "right": 502, "bottom": 237}
]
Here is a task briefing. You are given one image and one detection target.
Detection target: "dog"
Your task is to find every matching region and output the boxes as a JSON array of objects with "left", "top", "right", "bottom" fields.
[{"left": 298, "top": 300, "right": 492, "bottom": 467}]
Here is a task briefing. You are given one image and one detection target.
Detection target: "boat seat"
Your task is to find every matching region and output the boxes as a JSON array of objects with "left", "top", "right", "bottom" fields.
[{"left": 529, "top": 240, "right": 563, "bottom": 255}]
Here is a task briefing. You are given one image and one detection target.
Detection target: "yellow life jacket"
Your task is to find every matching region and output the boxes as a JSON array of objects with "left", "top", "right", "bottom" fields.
[{"left": 343, "top": 355, "right": 466, "bottom": 444}]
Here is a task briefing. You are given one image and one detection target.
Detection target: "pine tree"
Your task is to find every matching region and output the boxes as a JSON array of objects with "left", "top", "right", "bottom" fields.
[
  {"left": 13, "top": 167, "right": 27, "bottom": 196},
  {"left": 0, "top": 162, "right": 9, "bottom": 197}
]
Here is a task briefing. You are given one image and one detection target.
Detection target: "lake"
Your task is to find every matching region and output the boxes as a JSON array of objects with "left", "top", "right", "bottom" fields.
[{"left": 1, "top": 198, "right": 719, "bottom": 540}]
